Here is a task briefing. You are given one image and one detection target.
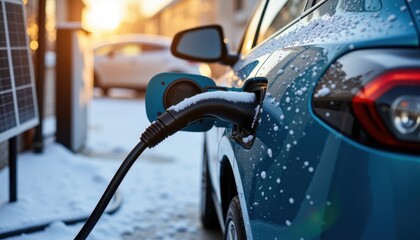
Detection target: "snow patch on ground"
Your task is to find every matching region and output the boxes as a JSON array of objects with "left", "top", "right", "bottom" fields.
[{"left": 1, "top": 97, "right": 219, "bottom": 240}]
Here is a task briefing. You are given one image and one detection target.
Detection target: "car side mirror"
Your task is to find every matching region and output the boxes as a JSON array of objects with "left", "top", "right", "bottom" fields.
[
  {"left": 171, "top": 25, "right": 238, "bottom": 65},
  {"left": 146, "top": 72, "right": 217, "bottom": 132}
]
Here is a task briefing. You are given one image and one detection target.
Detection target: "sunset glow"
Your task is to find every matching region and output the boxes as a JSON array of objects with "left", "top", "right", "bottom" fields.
[
  {"left": 140, "top": 0, "right": 172, "bottom": 17},
  {"left": 83, "top": 0, "right": 123, "bottom": 32}
]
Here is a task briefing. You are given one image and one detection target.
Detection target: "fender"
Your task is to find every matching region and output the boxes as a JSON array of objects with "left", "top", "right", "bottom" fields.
[{"left": 218, "top": 134, "right": 254, "bottom": 240}]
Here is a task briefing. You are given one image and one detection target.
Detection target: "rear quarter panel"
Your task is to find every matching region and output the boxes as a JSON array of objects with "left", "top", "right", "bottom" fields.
[{"left": 217, "top": 0, "right": 420, "bottom": 239}]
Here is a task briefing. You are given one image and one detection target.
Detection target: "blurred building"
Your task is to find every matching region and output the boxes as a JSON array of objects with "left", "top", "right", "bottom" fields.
[{"left": 143, "top": 0, "right": 257, "bottom": 51}]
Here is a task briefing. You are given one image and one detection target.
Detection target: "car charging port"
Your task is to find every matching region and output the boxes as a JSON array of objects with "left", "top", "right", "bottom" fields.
[{"left": 232, "top": 78, "right": 268, "bottom": 148}]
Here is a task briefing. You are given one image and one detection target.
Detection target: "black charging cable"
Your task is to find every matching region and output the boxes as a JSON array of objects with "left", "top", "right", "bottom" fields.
[{"left": 75, "top": 91, "right": 259, "bottom": 240}]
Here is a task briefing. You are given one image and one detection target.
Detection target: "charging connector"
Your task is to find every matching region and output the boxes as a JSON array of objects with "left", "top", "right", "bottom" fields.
[
  {"left": 141, "top": 91, "right": 257, "bottom": 148},
  {"left": 75, "top": 90, "right": 263, "bottom": 240}
]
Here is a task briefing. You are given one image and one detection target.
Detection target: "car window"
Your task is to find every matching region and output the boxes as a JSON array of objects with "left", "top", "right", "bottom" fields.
[
  {"left": 94, "top": 45, "right": 114, "bottom": 56},
  {"left": 341, "top": 0, "right": 382, "bottom": 11},
  {"left": 310, "top": 0, "right": 324, "bottom": 7},
  {"left": 257, "top": 0, "right": 306, "bottom": 45},
  {"left": 238, "top": 0, "right": 267, "bottom": 55},
  {"left": 141, "top": 43, "right": 166, "bottom": 52},
  {"left": 117, "top": 44, "right": 142, "bottom": 56}
]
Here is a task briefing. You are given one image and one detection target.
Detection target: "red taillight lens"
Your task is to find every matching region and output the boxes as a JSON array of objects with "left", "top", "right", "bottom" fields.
[
  {"left": 352, "top": 70, "right": 420, "bottom": 150},
  {"left": 313, "top": 66, "right": 420, "bottom": 153}
]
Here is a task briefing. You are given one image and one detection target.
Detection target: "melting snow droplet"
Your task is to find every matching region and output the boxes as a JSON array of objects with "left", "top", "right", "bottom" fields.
[
  {"left": 261, "top": 171, "right": 267, "bottom": 179},
  {"left": 286, "top": 220, "right": 292, "bottom": 226},
  {"left": 267, "top": 149, "right": 273, "bottom": 158},
  {"left": 325, "top": 112, "right": 331, "bottom": 117},
  {"left": 289, "top": 130, "right": 294, "bottom": 135},
  {"left": 304, "top": 161, "right": 309, "bottom": 166},
  {"left": 280, "top": 115, "right": 285, "bottom": 120},
  {"left": 277, "top": 69, "right": 284, "bottom": 75},
  {"left": 276, "top": 178, "right": 281, "bottom": 184},
  {"left": 274, "top": 125, "right": 279, "bottom": 131},
  {"left": 349, "top": 44, "right": 354, "bottom": 50},
  {"left": 387, "top": 14, "right": 396, "bottom": 22},
  {"left": 308, "top": 167, "right": 314, "bottom": 172},
  {"left": 316, "top": 87, "right": 331, "bottom": 97},
  {"left": 285, "top": 97, "right": 290, "bottom": 103},
  {"left": 400, "top": 6, "right": 407, "bottom": 12},
  {"left": 289, "top": 198, "right": 294, "bottom": 204}
]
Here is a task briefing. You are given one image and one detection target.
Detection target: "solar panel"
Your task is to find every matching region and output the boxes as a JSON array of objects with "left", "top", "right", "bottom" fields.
[{"left": 0, "top": 0, "right": 38, "bottom": 142}]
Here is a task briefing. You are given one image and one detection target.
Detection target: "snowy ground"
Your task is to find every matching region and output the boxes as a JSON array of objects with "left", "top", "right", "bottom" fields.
[{"left": 0, "top": 90, "right": 222, "bottom": 239}]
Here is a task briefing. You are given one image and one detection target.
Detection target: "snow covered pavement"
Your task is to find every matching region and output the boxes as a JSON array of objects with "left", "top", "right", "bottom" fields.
[{"left": 0, "top": 94, "right": 221, "bottom": 239}]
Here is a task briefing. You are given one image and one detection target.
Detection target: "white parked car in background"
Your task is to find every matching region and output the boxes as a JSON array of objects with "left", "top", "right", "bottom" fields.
[{"left": 93, "top": 34, "right": 211, "bottom": 95}]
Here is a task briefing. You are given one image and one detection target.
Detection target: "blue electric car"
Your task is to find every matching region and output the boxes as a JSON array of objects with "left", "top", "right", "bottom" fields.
[{"left": 147, "top": 0, "right": 420, "bottom": 239}]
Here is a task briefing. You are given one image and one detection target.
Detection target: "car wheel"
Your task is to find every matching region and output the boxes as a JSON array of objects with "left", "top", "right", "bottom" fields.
[
  {"left": 200, "top": 139, "right": 219, "bottom": 229},
  {"left": 224, "top": 196, "right": 246, "bottom": 240},
  {"left": 101, "top": 87, "right": 110, "bottom": 96},
  {"left": 94, "top": 71, "right": 109, "bottom": 96}
]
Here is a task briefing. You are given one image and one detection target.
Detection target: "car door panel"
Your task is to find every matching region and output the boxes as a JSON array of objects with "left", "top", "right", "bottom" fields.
[
  {"left": 125, "top": 51, "right": 167, "bottom": 88},
  {"left": 95, "top": 55, "right": 124, "bottom": 86}
]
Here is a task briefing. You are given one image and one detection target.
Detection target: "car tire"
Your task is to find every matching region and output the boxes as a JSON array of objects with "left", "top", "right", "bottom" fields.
[
  {"left": 224, "top": 196, "right": 246, "bottom": 240},
  {"left": 101, "top": 87, "right": 110, "bottom": 96},
  {"left": 200, "top": 139, "right": 219, "bottom": 229},
  {"left": 94, "top": 71, "right": 109, "bottom": 96}
]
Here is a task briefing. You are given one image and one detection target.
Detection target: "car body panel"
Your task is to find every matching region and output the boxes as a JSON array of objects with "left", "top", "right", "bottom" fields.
[
  {"left": 406, "top": 0, "right": 420, "bottom": 34},
  {"left": 206, "top": 0, "right": 420, "bottom": 239}
]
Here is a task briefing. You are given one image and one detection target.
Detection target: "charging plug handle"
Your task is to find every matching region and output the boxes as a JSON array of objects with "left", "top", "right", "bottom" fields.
[{"left": 141, "top": 92, "right": 259, "bottom": 148}]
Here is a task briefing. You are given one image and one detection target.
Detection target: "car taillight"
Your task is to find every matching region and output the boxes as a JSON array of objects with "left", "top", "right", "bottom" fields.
[
  {"left": 313, "top": 68, "right": 420, "bottom": 153},
  {"left": 352, "top": 70, "right": 420, "bottom": 150}
]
